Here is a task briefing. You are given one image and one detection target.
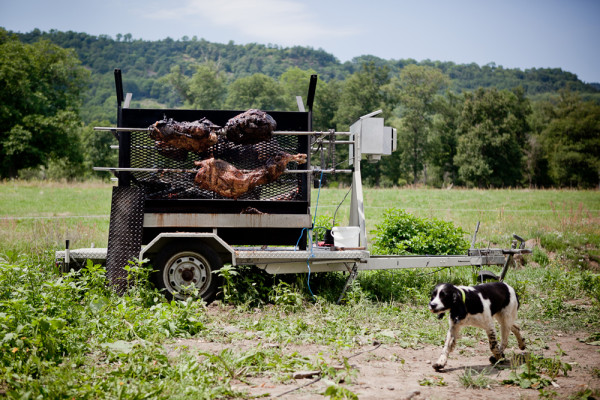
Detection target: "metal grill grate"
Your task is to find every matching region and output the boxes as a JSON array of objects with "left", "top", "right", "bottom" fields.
[
  {"left": 105, "top": 186, "right": 145, "bottom": 294},
  {"left": 129, "top": 132, "right": 304, "bottom": 201}
]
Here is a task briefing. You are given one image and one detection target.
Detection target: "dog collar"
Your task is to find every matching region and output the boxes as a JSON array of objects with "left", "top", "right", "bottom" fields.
[{"left": 457, "top": 287, "right": 466, "bottom": 303}]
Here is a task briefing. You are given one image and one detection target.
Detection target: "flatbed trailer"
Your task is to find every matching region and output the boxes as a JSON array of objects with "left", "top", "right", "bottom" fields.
[{"left": 56, "top": 70, "right": 530, "bottom": 302}]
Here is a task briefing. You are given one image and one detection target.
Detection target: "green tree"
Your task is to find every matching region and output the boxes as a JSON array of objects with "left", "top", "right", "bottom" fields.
[
  {"left": 162, "top": 65, "right": 192, "bottom": 105},
  {"left": 524, "top": 101, "right": 553, "bottom": 187},
  {"left": 429, "top": 91, "right": 463, "bottom": 185},
  {"left": 279, "top": 67, "right": 317, "bottom": 111},
  {"left": 279, "top": 67, "right": 341, "bottom": 131},
  {"left": 334, "top": 62, "right": 390, "bottom": 129},
  {"left": 187, "top": 62, "right": 227, "bottom": 109},
  {"left": 454, "top": 88, "right": 531, "bottom": 187},
  {"left": 540, "top": 90, "right": 600, "bottom": 187},
  {"left": 333, "top": 62, "right": 391, "bottom": 186},
  {"left": 0, "top": 29, "right": 89, "bottom": 178},
  {"left": 388, "top": 65, "right": 449, "bottom": 184},
  {"left": 224, "top": 73, "right": 286, "bottom": 110},
  {"left": 81, "top": 121, "right": 118, "bottom": 180},
  {"left": 312, "top": 79, "right": 342, "bottom": 131}
]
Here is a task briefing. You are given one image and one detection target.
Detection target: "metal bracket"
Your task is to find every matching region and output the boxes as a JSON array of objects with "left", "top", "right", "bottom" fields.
[
  {"left": 336, "top": 263, "right": 359, "bottom": 304},
  {"left": 499, "top": 234, "right": 527, "bottom": 281}
]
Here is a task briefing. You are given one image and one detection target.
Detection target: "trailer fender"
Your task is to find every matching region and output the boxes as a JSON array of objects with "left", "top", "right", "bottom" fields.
[{"left": 139, "top": 232, "right": 236, "bottom": 266}]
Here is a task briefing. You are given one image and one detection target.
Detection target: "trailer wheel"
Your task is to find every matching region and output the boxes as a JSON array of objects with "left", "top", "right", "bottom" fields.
[{"left": 152, "top": 242, "right": 222, "bottom": 303}]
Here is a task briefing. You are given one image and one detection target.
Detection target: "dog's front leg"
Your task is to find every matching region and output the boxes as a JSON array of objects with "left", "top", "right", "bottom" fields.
[{"left": 433, "top": 324, "right": 459, "bottom": 371}]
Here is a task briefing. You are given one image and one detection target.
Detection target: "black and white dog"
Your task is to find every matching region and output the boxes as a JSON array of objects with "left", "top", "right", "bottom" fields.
[{"left": 429, "top": 282, "right": 526, "bottom": 371}]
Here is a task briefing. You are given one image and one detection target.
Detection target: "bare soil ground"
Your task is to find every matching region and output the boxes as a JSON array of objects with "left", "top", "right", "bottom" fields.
[{"left": 166, "top": 331, "right": 599, "bottom": 399}]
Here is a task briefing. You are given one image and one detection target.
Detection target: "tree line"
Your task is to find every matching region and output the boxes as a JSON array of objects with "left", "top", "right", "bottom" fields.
[{"left": 1, "top": 28, "right": 599, "bottom": 188}]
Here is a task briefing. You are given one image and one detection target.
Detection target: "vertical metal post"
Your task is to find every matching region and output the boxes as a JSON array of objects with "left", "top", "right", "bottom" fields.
[
  {"left": 64, "top": 239, "right": 70, "bottom": 273},
  {"left": 114, "top": 69, "right": 131, "bottom": 187},
  {"left": 349, "top": 121, "right": 366, "bottom": 247},
  {"left": 306, "top": 74, "right": 317, "bottom": 132},
  {"left": 114, "top": 69, "right": 124, "bottom": 126}
]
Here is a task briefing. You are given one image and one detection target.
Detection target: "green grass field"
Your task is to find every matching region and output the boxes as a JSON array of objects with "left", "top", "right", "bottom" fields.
[
  {"left": 1, "top": 181, "right": 599, "bottom": 256},
  {"left": 1, "top": 181, "right": 599, "bottom": 398}
]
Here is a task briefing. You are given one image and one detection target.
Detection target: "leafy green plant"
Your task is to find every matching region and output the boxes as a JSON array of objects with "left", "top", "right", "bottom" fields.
[
  {"left": 323, "top": 382, "right": 359, "bottom": 400},
  {"left": 502, "top": 349, "right": 571, "bottom": 389},
  {"left": 123, "top": 258, "right": 162, "bottom": 306},
  {"left": 581, "top": 272, "right": 600, "bottom": 304},
  {"left": 419, "top": 375, "right": 448, "bottom": 386},
  {"left": 459, "top": 367, "right": 495, "bottom": 389},
  {"left": 313, "top": 214, "right": 335, "bottom": 243},
  {"left": 214, "top": 264, "right": 239, "bottom": 303},
  {"left": 269, "top": 281, "right": 304, "bottom": 312},
  {"left": 532, "top": 247, "right": 551, "bottom": 267},
  {"left": 372, "top": 208, "right": 469, "bottom": 256},
  {"left": 503, "top": 362, "right": 553, "bottom": 389},
  {"left": 214, "top": 264, "right": 274, "bottom": 306},
  {"left": 568, "top": 387, "right": 600, "bottom": 400}
]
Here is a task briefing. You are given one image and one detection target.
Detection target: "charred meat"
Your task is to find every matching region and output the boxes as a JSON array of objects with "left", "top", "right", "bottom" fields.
[
  {"left": 223, "top": 109, "right": 277, "bottom": 145},
  {"left": 193, "top": 152, "right": 307, "bottom": 199},
  {"left": 149, "top": 117, "right": 219, "bottom": 154}
]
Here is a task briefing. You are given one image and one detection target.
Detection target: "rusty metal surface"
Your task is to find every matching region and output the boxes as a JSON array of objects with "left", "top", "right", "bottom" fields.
[
  {"left": 143, "top": 212, "right": 311, "bottom": 228},
  {"left": 105, "top": 187, "right": 145, "bottom": 294}
]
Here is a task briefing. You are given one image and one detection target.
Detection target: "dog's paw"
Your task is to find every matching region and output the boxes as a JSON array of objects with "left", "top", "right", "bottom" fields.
[
  {"left": 432, "top": 363, "right": 444, "bottom": 371},
  {"left": 489, "top": 354, "right": 506, "bottom": 364}
]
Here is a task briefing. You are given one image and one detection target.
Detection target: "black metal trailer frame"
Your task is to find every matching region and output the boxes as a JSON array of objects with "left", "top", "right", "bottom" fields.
[{"left": 56, "top": 69, "right": 531, "bottom": 302}]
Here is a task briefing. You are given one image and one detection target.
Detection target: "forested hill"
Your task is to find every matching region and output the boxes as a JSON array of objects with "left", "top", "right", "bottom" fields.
[
  {"left": 15, "top": 29, "right": 598, "bottom": 112},
  {"left": 4, "top": 28, "right": 599, "bottom": 187}
]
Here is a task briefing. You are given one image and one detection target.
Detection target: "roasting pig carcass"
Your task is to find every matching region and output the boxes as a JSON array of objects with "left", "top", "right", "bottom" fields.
[
  {"left": 193, "top": 152, "right": 307, "bottom": 199},
  {"left": 149, "top": 117, "right": 220, "bottom": 154},
  {"left": 223, "top": 109, "right": 277, "bottom": 145}
]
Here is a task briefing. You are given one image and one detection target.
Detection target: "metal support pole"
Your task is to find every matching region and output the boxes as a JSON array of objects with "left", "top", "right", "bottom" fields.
[
  {"left": 336, "top": 263, "right": 359, "bottom": 304},
  {"left": 63, "top": 239, "right": 70, "bottom": 273}
]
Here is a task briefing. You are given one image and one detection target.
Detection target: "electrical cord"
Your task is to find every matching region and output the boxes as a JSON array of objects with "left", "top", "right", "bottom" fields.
[
  {"left": 305, "top": 170, "right": 324, "bottom": 299},
  {"left": 332, "top": 186, "right": 352, "bottom": 228},
  {"left": 294, "top": 170, "right": 324, "bottom": 299}
]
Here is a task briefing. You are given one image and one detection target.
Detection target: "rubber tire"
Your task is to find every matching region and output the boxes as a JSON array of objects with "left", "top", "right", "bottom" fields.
[{"left": 151, "top": 241, "right": 222, "bottom": 304}]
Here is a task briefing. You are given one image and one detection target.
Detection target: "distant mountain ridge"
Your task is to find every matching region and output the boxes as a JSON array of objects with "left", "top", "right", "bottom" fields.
[{"left": 12, "top": 29, "right": 599, "bottom": 120}]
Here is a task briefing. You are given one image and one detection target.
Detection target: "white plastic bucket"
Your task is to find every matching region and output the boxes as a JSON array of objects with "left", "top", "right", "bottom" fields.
[{"left": 331, "top": 226, "right": 360, "bottom": 248}]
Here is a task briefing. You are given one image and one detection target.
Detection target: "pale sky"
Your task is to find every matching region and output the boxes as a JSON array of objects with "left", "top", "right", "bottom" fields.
[{"left": 1, "top": 0, "right": 599, "bottom": 83}]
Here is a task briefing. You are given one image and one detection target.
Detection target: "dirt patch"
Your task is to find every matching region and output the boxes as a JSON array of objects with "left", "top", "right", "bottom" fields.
[{"left": 166, "top": 332, "right": 599, "bottom": 399}]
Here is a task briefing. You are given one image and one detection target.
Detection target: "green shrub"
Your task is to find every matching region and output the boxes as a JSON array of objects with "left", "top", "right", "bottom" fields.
[
  {"left": 582, "top": 272, "right": 600, "bottom": 304},
  {"left": 532, "top": 247, "right": 550, "bottom": 267},
  {"left": 372, "top": 208, "right": 469, "bottom": 256}
]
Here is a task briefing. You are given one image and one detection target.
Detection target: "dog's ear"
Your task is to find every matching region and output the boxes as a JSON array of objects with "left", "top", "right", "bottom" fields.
[
  {"left": 450, "top": 291, "right": 467, "bottom": 324},
  {"left": 452, "top": 291, "right": 461, "bottom": 304}
]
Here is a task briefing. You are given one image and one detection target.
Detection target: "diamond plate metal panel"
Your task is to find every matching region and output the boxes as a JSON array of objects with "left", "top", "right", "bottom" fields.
[{"left": 106, "top": 186, "right": 145, "bottom": 294}]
